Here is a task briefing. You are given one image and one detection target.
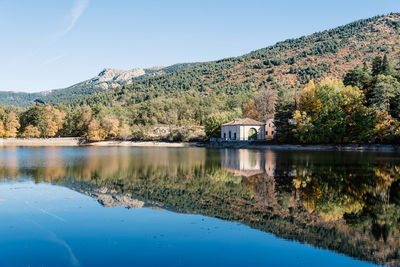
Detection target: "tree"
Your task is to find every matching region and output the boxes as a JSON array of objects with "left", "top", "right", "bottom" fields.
[
  {"left": 374, "top": 111, "right": 400, "bottom": 143},
  {"left": 44, "top": 105, "right": 65, "bottom": 137},
  {"left": 205, "top": 112, "right": 236, "bottom": 138},
  {"left": 242, "top": 99, "right": 262, "bottom": 121},
  {"left": 343, "top": 68, "right": 372, "bottom": 92},
  {"left": 87, "top": 119, "right": 106, "bottom": 141},
  {"left": 166, "top": 110, "right": 178, "bottom": 133},
  {"left": 298, "top": 80, "right": 322, "bottom": 119},
  {"left": 19, "top": 104, "right": 65, "bottom": 137},
  {"left": 372, "top": 56, "right": 383, "bottom": 76},
  {"left": 370, "top": 75, "right": 400, "bottom": 114},
  {"left": 102, "top": 115, "right": 120, "bottom": 138},
  {"left": 293, "top": 78, "right": 373, "bottom": 143},
  {"left": 381, "top": 54, "right": 391, "bottom": 76},
  {"left": 21, "top": 125, "right": 41, "bottom": 138},
  {"left": 45, "top": 119, "right": 59, "bottom": 137},
  {"left": 255, "top": 88, "right": 278, "bottom": 122},
  {"left": 19, "top": 103, "right": 46, "bottom": 135},
  {"left": 0, "top": 121, "right": 5, "bottom": 137},
  {"left": 4, "top": 112, "right": 20, "bottom": 137},
  {"left": 118, "top": 123, "right": 131, "bottom": 140},
  {"left": 77, "top": 106, "right": 93, "bottom": 135}
]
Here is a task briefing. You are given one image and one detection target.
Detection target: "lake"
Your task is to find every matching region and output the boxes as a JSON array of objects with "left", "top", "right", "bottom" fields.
[{"left": 0, "top": 146, "right": 399, "bottom": 266}]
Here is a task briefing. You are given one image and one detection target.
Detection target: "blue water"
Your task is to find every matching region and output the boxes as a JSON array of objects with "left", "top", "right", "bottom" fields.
[{"left": 0, "top": 180, "right": 376, "bottom": 267}]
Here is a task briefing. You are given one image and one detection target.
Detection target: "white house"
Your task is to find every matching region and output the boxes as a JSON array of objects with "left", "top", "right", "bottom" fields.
[{"left": 220, "top": 118, "right": 276, "bottom": 141}]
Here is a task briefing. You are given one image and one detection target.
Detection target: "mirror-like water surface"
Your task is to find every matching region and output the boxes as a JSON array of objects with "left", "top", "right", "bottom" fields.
[{"left": 1, "top": 147, "right": 399, "bottom": 266}]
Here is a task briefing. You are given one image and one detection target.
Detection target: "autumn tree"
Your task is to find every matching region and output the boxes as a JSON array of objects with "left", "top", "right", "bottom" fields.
[
  {"left": 21, "top": 125, "right": 41, "bottom": 138},
  {"left": 102, "top": 115, "right": 120, "bottom": 138},
  {"left": 87, "top": 119, "right": 106, "bottom": 141},
  {"left": 118, "top": 123, "right": 131, "bottom": 140},
  {"left": 293, "top": 78, "right": 374, "bottom": 143},
  {"left": 298, "top": 80, "right": 322, "bottom": 119},
  {"left": 77, "top": 106, "right": 93, "bottom": 135},
  {"left": 242, "top": 99, "right": 261, "bottom": 121},
  {"left": 255, "top": 88, "right": 278, "bottom": 122},
  {"left": 44, "top": 105, "right": 65, "bottom": 137},
  {"left": 0, "top": 121, "right": 5, "bottom": 137},
  {"left": 19, "top": 103, "right": 65, "bottom": 137},
  {"left": 4, "top": 112, "right": 20, "bottom": 137}
]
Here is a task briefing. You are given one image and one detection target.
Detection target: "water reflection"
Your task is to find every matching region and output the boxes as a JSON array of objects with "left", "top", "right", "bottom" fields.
[
  {"left": 221, "top": 149, "right": 275, "bottom": 177},
  {"left": 0, "top": 147, "right": 399, "bottom": 266}
]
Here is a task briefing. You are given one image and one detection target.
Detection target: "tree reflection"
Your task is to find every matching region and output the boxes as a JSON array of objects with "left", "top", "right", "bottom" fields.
[{"left": 0, "top": 147, "right": 399, "bottom": 265}]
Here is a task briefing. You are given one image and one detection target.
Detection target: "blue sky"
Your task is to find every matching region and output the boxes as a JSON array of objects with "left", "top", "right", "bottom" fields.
[{"left": 0, "top": 0, "right": 399, "bottom": 92}]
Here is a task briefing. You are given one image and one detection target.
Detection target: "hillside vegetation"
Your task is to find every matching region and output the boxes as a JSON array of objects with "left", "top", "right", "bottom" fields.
[
  {"left": 70, "top": 13, "right": 400, "bottom": 106},
  {"left": 0, "top": 13, "right": 399, "bottom": 143}
]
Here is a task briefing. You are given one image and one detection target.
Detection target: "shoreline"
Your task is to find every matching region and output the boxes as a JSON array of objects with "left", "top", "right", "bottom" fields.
[{"left": 1, "top": 138, "right": 400, "bottom": 152}]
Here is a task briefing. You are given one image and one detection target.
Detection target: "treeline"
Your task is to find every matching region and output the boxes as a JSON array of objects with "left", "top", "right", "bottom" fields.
[
  {"left": 0, "top": 90, "right": 252, "bottom": 141},
  {"left": 207, "top": 55, "right": 400, "bottom": 144},
  {"left": 285, "top": 55, "right": 400, "bottom": 143},
  {"left": 1, "top": 55, "right": 399, "bottom": 144}
]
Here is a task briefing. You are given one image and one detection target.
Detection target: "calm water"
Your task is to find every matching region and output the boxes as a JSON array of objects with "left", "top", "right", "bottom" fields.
[{"left": 0, "top": 147, "right": 399, "bottom": 267}]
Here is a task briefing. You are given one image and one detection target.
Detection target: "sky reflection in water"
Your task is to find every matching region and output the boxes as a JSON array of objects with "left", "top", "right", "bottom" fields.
[{"left": 0, "top": 147, "right": 395, "bottom": 266}]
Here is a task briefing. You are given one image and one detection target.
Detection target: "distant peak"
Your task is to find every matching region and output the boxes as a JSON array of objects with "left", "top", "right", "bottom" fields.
[{"left": 97, "top": 68, "right": 124, "bottom": 77}]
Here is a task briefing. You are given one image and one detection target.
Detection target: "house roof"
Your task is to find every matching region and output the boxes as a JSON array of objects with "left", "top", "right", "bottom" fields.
[{"left": 222, "top": 118, "right": 265, "bottom": 126}]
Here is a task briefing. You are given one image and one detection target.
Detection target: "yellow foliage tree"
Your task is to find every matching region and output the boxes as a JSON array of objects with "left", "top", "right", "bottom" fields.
[
  {"left": 118, "top": 123, "right": 131, "bottom": 140},
  {"left": 45, "top": 119, "right": 59, "bottom": 137},
  {"left": 21, "top": 125, "right": 41, "bottom": 138},
  {"left": 102, "top": 115, "right": 120, "bottom": 138},
  {"left": 0, "top": 121, "right": 5, "bottom": 137},
  {"left": 87, "top": 119, "right": 106, "bottom": 141},
  {"left": 298, "top": 80, "right": 322, "bottom": 119},
  {"left": 4, "top": 112, "right": 20, "bottom": 137},
  {"left": 374, "top": 111, "right": 400, "bottom": 142},
  {"left": 77, "top": 106, "right": 93, "bottom": 134},
  {"left": 44, "top": 106, "right": 65, "bottom": 137}
]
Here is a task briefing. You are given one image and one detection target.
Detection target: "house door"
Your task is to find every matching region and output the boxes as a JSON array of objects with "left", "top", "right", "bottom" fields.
[{"left": 248, "top": 128, "right": 257, "bottom": 140}]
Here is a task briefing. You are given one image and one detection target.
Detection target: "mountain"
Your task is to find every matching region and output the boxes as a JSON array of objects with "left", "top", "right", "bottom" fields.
[
  {"left": 1, "top": 13, "right": 399, "bottom": 115},
  {"left": 0, "top": 62, "right": 199, "bottom": 107},
  {"left": 67, "top": 13, "right": 399, "bottom": 109}
]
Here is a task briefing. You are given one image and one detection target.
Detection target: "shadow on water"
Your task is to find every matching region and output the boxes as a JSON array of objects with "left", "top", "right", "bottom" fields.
[{"left": 0, "top": 146, "right": 399, "bottom": 266}]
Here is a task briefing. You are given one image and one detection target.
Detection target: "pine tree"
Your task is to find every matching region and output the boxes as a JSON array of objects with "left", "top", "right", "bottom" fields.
[
  {"left": 372, "top": 56, "right": 383, "bottom": 76},
  {"left": 381, "top": 54, "right": 391, "bottom": 75}
]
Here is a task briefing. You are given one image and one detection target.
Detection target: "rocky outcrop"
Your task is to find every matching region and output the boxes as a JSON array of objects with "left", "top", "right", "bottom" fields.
[{"left": 88, "top": 187, "right": 145, "bottom": 208}]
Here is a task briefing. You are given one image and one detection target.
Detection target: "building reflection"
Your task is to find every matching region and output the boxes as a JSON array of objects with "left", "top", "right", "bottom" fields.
[{"left": 220, "top": 149, "right": 276, "bottom": 177}]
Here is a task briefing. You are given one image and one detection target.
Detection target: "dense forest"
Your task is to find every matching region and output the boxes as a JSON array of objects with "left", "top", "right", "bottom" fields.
[{"left": 0, "top": 13, "right": 399, "bottom": 143}]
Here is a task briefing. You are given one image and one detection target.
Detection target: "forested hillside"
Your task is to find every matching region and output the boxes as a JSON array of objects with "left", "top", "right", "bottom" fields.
[{"left": 70, "top": 13, "right": 400, "bottom": 107}]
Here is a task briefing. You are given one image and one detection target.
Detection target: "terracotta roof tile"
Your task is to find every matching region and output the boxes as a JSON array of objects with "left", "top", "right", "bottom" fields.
[{"left": 222, "top": 118, "right": 265, "bottom": 126}]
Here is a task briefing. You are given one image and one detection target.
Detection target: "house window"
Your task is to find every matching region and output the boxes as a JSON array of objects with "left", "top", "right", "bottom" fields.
[
  {"left": 229, "top": 131, "right": 232, "bottom": 139},
  {"left": 266, "top": 131, "right": 269, "bottom": 136},
  {"left": 271, "top": 131, "right": 274, "bottom": 135},
  {"left": 234, "top": 132, "right": 237, "bottom": 140},
  {"left": 224, "top": 133, "right": 226, "bottom": 139}
]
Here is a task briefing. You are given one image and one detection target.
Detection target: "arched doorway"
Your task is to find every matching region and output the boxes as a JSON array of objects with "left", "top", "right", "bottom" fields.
[{"left": 248, "top": 128, "right": 257, "bottom": 140}]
